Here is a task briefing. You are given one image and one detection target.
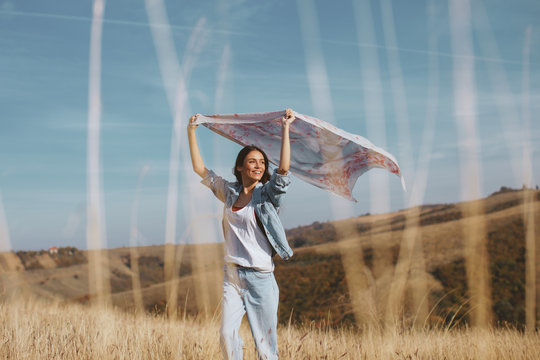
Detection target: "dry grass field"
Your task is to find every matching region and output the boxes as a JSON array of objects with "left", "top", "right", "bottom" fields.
[{"left": 1, "top": 297, "right": 539, "bottom": 359}]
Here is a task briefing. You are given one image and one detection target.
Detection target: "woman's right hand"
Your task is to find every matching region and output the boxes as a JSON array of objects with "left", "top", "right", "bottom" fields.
[
  {"left": 282, "top": 108, "right": 295, "bottom": 127},
  {"left": 188, "top": 113, "right": 200, "bottom": 130},
  {"left": 187, "top": 113, "right": 208, "bottom": 178}
]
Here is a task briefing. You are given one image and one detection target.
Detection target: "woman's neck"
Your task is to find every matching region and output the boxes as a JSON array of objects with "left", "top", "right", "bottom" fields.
[{"left": 241, "top": 179, "right": 258, "bottom": 194}]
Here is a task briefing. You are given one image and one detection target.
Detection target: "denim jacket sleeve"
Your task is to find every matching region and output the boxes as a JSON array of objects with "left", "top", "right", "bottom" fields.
[
  {"left": 262, "top": 170, "right": 291, "bottom": 208},
  {"left": 200, "top": 170, "right": 232, "bottom": 203}
]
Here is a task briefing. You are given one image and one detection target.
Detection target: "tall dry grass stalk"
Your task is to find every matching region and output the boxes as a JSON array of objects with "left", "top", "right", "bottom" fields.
[
  {"left": 1, "top": 297, "right": 539, "bottom": 359},
  {"left": 164, "top": 242, "right": 179, "bottom": 317},
  {"left": 296, "top": 0, "right": 378, "bottom": 328},
  {"left": 351, "top": 0, "right": 395, "bottom": 328},
  {"left": 379, "top": 0, "right": 429, "bottom": 328},
  {"left": 524, "top": 188, "right": 536, "bottom": 331},
  {"left": 144, "top": 0, "right": 217, "bottom": 319},
  {"left": 143, "top": 0, "right": 188, "bottom": 321},
  {"left": 86, "top": 0, "right": 111, "bottom": 308},
  {"left": 128, "top": 166, "right": 150, "bottom": 314},
  {"left": 521, "top": 26, "right": 536, "bottom": 332},
  {"left": 449, "top": 0, "right": 492, "bottom": 327}
]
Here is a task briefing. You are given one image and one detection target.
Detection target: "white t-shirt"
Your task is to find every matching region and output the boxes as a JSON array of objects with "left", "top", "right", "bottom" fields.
[{"left": 223, "top": 199, "right": 274, "bottom": 272}]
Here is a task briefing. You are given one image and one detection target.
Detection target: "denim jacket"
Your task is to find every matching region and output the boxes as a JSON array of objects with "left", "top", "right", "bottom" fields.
[{"left": 201, "top": 169, "right": 293, "bottom": 260}]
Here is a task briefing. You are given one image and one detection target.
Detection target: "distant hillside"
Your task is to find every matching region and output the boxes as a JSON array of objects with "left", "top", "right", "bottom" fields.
[{"left": 1, "top": 187, "right": 538, "bottom": 328}]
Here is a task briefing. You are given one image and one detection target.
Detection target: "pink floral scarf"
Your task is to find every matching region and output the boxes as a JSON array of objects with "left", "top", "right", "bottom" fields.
[{"left": 194, "top": 110, "right": 405, "bottom": 201}]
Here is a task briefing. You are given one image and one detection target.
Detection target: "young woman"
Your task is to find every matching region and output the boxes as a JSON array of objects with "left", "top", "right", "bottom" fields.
[{"left": 187, "top": 109, "right": 295, "bottom": 360}]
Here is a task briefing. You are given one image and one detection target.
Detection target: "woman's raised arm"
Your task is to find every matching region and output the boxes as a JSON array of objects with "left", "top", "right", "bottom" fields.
[
  {"left": 277, "top": 108, "right": 295, "bottom": 175},
  {"left": 187, "top": 114, "right": 209, "bottom": 179}
]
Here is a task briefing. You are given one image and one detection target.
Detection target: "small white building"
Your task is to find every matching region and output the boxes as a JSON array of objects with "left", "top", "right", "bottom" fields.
[{"left": 48, "top": 246, "right": 58, "bottom": 255}]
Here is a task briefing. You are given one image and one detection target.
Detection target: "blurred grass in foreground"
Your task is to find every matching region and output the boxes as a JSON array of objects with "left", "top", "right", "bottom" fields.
[{"left": 1, "top": 297, "right": 539, "bottom": 359}]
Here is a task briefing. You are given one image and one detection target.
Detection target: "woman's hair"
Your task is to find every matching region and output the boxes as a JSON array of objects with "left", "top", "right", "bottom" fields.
[{"left": 234, "top": 145, "right": 271, "bottom": 184}]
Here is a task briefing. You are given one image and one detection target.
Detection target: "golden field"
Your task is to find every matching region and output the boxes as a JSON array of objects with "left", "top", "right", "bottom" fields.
[{"left": 1, "top": 297, "right": 539, "bottom": 359}]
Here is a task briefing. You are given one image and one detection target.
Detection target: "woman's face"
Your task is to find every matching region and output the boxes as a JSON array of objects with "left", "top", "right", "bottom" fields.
[{"left": 237, "top": 150, "right": 265, "bottom": 184}]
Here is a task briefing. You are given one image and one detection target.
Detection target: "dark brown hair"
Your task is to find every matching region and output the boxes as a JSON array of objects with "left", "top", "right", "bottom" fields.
[{"left": 234, "top": 145, "right": 271, "bottom": 184}]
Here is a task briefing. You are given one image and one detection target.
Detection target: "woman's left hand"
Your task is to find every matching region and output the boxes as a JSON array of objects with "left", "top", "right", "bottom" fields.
[
  {"left": 282, "top": 108, "right": 295, "bottom": 127},
  {"left": 278, "top": 108, "right": 294, "bottom": 175}
]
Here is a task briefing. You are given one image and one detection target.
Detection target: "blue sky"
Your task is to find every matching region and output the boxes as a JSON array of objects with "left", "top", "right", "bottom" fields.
[{"left": 1, "top": 0, "right": 539, "bottom": 251}]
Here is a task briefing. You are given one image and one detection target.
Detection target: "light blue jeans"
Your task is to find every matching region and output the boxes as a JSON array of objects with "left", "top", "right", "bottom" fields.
[{"left": 220, "top": 265, "right": 279, "bottom": 360}]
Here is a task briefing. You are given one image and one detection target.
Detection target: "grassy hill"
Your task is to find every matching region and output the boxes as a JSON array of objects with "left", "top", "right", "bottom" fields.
[{"left": 1, "top": 187, "right": 538, "bottom": 328}]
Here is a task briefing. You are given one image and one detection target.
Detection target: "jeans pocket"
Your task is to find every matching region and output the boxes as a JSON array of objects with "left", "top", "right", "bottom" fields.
[{"left": 252, "top": 270, "right": 273, "bottom": 279}]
